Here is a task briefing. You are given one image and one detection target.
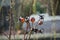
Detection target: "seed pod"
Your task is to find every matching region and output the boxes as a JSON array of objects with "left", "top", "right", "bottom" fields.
[
  {"left": 31, "top": 17, "right": 35, "bottom": 23},
  {"left": 38, "top": 20, "right": 43, "bottom": 25},
  {"left": 19, "top": 17, "right": 25, "bottom": 23}
]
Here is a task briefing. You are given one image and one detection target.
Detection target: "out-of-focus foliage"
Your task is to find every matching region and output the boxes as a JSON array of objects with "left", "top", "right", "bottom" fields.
[
  {"left": 36, "top": 2, "right": 45, "bottom": 13},
  {"left": 24, "top": 1, "right": 46, "bottom": 14},
  {"left": 48, "top": 0, "right": 60, "bottom": 15}
]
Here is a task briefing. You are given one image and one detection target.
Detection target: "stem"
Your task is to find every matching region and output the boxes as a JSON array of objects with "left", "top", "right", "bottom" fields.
[{"left": 9, "top": 26, "right": 11, "bottom": 40}]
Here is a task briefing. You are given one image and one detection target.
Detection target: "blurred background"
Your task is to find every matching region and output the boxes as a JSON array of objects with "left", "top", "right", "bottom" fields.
[{"left": 0, "top": 0, "right": 60, "bottom": 40}]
